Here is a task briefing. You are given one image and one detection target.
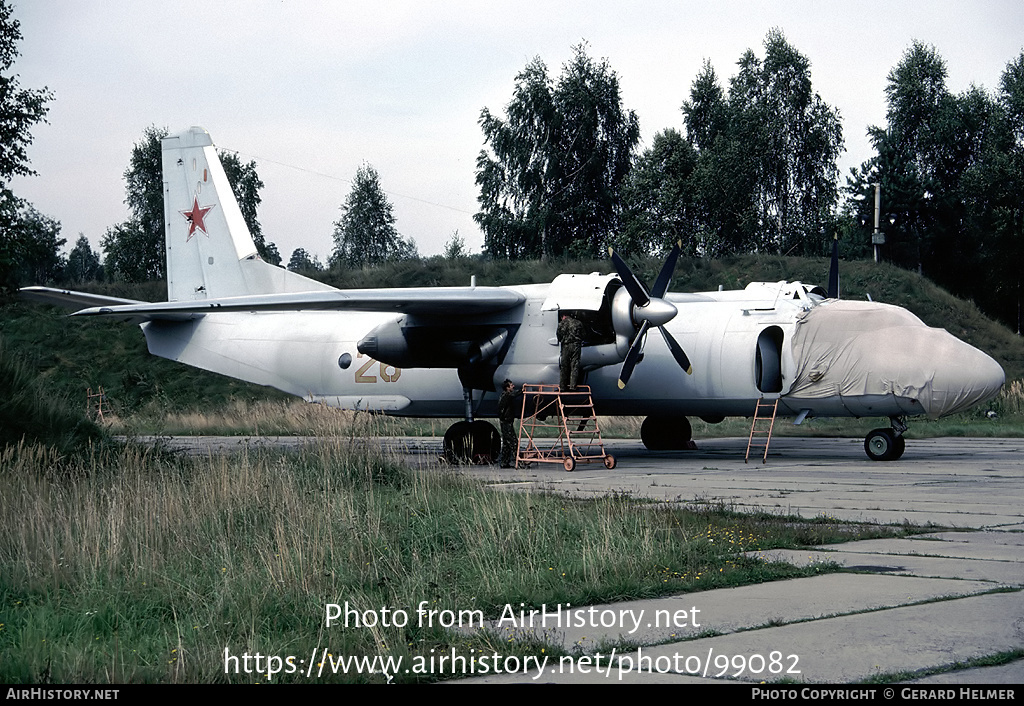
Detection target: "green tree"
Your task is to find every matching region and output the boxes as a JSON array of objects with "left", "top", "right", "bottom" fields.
[
  {"left": 618, "top": 128, "right": 698, "bottom": 257},
  {"left": 443, "top": 230, "right": 467, "bottom": 260},
  {"left": 475, "top": 44, "right": 640, "bottom": 259},
  {"left": 676, "top": 61, "right": 749, "bottom": 257},
  {"left": 0, "top": 196, "right": 63, "bottom": 287},
  {"left": 847, "top": 44, "right": 1024, "bottom": 331},
  {"left": 683, "top": 61, "right": 728, "bottom": 152},
  {"left": 100, "top": 219, "right": 160, "bottom": 282},
  {"left": 682, "top": 30, "right": 843, "bottom": 256},
  {"left": 286, "top": 247, "right": 322, "bottom": 273},
  {"left": 0, "top": 0, "right": 52, "bottom": 187},
  {"left": 0, "top": 0, "right": 55, "bottom": 291},
  {"left": 474, "top": 57, "right": 553, "bottom": 260},
  {"left": 330, "top": 163, "right": 416, "bottom": 267},
  {"left": 124, "top": 126, "right": 166, "bottom": 251},
  {"left": 65, "top": 233, "right": 102, "bottom": 284},
  {"left": 966, "top": 52, "right": 1024, "bottom": 332},
  {"left": 101, "top": 126, "right": 167, "bottom": 281},
  {"left": 852, "top": 42, "right": 950, "bottom": 273}
]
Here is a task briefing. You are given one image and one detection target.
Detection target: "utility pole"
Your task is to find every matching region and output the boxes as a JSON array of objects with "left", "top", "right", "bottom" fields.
[{"left": 871, "top": 182, "right": 885, "bottom": 263}]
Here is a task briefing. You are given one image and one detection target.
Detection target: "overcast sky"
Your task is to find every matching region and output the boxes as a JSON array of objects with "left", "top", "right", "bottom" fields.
[{"left": 8, "top": 0, "right": 1024, "bottom": 264}]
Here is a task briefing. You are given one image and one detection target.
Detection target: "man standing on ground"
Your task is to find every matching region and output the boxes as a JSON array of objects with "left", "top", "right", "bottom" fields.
[{"left": 497, "top": 379, "right": 523, "bottom": 468}]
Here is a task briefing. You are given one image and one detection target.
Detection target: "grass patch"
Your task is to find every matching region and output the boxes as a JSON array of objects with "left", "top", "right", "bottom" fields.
[
  {"left": 99, "top": 393, "right": 1023, "bottom": 439},
  {"left": 0, "top": 341, "right": 105, "bottom": 454},
  {"left": 862, "top": 649, "right": 1024, "bottom": 684},
  {"left": 0, "top": 433, "right": 909, "bottom": 684}
]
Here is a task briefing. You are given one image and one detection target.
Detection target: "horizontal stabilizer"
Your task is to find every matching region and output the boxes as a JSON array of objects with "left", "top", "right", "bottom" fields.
[{"left": 19, "top": 286, "right": 147, "bottom": 310}]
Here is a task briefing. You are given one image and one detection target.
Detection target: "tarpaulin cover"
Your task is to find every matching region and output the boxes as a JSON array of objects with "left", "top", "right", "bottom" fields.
[{"left": 787, "top": 300, "right": 1003, "bottom": 418}]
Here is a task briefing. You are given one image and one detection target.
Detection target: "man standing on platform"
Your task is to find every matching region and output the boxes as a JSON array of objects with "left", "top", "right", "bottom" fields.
[{"left": 557, "top": 313, "right": 584, "bottom": 391}]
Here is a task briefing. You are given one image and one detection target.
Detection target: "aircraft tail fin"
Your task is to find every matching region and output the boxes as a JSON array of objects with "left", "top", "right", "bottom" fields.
[{"left": 161, "top": 127, "right": 334, "bottom": 301}]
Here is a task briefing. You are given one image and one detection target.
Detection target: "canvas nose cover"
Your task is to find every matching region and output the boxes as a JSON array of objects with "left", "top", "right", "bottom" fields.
[{"left": 788, "top": 301, "right": 1004, "bottom": 418}]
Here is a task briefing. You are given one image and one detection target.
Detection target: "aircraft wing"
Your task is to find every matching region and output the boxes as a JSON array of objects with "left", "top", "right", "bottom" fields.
[{"left": 57, "top": 287, "right": 526, "bottom": 321}]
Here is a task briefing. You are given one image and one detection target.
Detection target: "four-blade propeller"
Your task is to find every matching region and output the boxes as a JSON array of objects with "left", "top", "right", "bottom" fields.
[{"left": 609, "top": 242, "right": 693, "bottom": 389}]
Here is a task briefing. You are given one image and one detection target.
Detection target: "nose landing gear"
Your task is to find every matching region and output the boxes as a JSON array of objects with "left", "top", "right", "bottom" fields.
[{"left": 864, "top": 417, "right": 907, "bottom": 461}]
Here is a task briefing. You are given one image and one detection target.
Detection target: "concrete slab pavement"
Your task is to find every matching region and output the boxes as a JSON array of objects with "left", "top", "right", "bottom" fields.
[{"left": 454, "top": 437, "right": 1024, "bottom": 684}]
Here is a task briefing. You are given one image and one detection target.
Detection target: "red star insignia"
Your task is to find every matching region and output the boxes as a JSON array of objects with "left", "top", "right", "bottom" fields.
[{"left": 180, "top": 196, "right": 216, "bottom": 241}]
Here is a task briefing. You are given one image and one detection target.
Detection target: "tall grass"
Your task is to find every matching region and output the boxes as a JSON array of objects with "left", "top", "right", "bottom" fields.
[
  {"left": 107, "top": 389, "right": 1023, "bottom": 440},
  {"left": 111, "top": 398, "right": 649, "bottom": 438}
]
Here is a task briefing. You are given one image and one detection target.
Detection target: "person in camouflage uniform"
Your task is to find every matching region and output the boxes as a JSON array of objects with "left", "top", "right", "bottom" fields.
[
  {"left": 557, "top": 313, "right": 584, "bottom": 391},
  {"left": 497, "top": 379, "right": 523, "bottom": 468}
]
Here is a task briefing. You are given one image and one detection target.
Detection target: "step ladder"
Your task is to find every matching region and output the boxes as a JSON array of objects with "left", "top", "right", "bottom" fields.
[
  {"left": 517, "top": 384, "right": 616, "bottom": 471},
  {"left": 745, "top": 396, "right": 779, "bottom": 464}
]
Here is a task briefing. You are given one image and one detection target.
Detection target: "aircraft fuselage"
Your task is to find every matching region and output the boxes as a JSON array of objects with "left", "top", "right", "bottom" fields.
[{"left": 140, "top": 278, "right": 1004, "bottom": 425}]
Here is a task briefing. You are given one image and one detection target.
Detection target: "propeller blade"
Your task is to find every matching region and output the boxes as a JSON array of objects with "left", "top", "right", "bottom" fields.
[
  {"left": 609, "top": 247, "right": 650, "bottom": 308},
  {"left": 617, "top": 320, "right": 650, "bottom": 389},
  {"left": 659, "top": 326, "right": 693, "bottom": 375},
  {"left": 651, "top": 240, "right": 682, "bottom": 299},
  {"left": 827, "top": 234, "right": 840, "bottom": 299}
]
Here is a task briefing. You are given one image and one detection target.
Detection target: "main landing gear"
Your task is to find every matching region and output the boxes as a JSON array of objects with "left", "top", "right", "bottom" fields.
[
  {"left": 443, "top": 387, "right": 500, "bottom": 464},
  {"left": 443, "top": 420, "right": 500, "bottom": 464},
  {"left": 864, "top": 417, "right": 907, "bottom": 462},
  {"left": 640, "top": 415, "right": 695, "bottom": 451}
]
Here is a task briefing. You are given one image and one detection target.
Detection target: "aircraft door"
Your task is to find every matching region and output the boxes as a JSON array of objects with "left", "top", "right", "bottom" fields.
[{"left": 755, "top": 326, "right": 784, "bottom": 394}]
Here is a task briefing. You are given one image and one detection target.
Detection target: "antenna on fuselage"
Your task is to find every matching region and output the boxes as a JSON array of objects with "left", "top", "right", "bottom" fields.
[{"left": 827, "top": 233, "right": 840, "bottom": 299}]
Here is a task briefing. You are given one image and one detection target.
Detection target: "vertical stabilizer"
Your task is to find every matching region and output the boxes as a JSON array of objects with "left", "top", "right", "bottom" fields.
[{"left": 162, "top": 127, "right": 334, "bottom": 301}]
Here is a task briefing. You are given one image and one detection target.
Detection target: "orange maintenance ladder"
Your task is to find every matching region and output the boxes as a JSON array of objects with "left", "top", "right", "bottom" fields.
[
  {"left": 516, "top": 384, "right": 616, "bottom": 471},
  {"left": 745, "top": 395, "right": 779, "bottom": 463}
]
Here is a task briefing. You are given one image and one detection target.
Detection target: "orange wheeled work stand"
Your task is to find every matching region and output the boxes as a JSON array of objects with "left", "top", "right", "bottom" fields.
[{"left": 515, "top": 384, "right": 616, "bottom": 471}]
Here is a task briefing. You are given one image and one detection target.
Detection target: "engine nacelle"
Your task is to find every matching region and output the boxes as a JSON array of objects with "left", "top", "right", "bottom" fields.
[
  {"left": 358, "top": 316, "right": 510, "bottom": 369},
  {"left": 541, "top": 273, "right": 632, "bottom": 363}
]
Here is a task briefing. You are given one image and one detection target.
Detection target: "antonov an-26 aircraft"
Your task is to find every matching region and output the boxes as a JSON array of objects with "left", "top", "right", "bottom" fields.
[{"left": 23, "top": 127, "right": 1006, "bottom": 462}]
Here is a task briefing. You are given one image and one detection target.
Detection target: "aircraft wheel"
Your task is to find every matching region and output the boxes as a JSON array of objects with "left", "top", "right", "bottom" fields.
[
  {"left": 443, "top": 421, "right": 474, "bottom": 464},
  {"left": 470, "top": 420, "right": 501, "bottom": 464},
  {"left": 603, "top": 454, "right": 616, "bottom": 469},
  {"left": 864, "top": 428, "right": 901, "bottom": 462},
  {"left": 641, "top": 416, "right": 692, "bottom": 450},
  {"left": 563, "top": 456, "right": 576, "bottom": 472}
]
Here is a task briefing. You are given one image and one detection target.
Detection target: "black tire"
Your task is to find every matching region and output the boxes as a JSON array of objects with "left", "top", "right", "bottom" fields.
[
  {"left": 891, "top": 434, "right": 906, "bottom": 461},
  {"left": 443, "top": 421, "right": 474, "bottom": 464},
  {"left": 641, "top": 416, "right": 692, "bottom": 450},
  {"left": 864, "top": 428, "right": 900, "bottom": 462},
  {"left": 444, "top": 420, "right": 502, "bottom": 464},
  {"left": 470, "top": 420, "right": 501, "bottom": 463}
]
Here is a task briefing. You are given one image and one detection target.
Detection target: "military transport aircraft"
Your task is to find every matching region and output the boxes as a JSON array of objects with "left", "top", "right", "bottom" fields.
[{"left": 22, "top": 127, "right": 1005, "bottom": 462}]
